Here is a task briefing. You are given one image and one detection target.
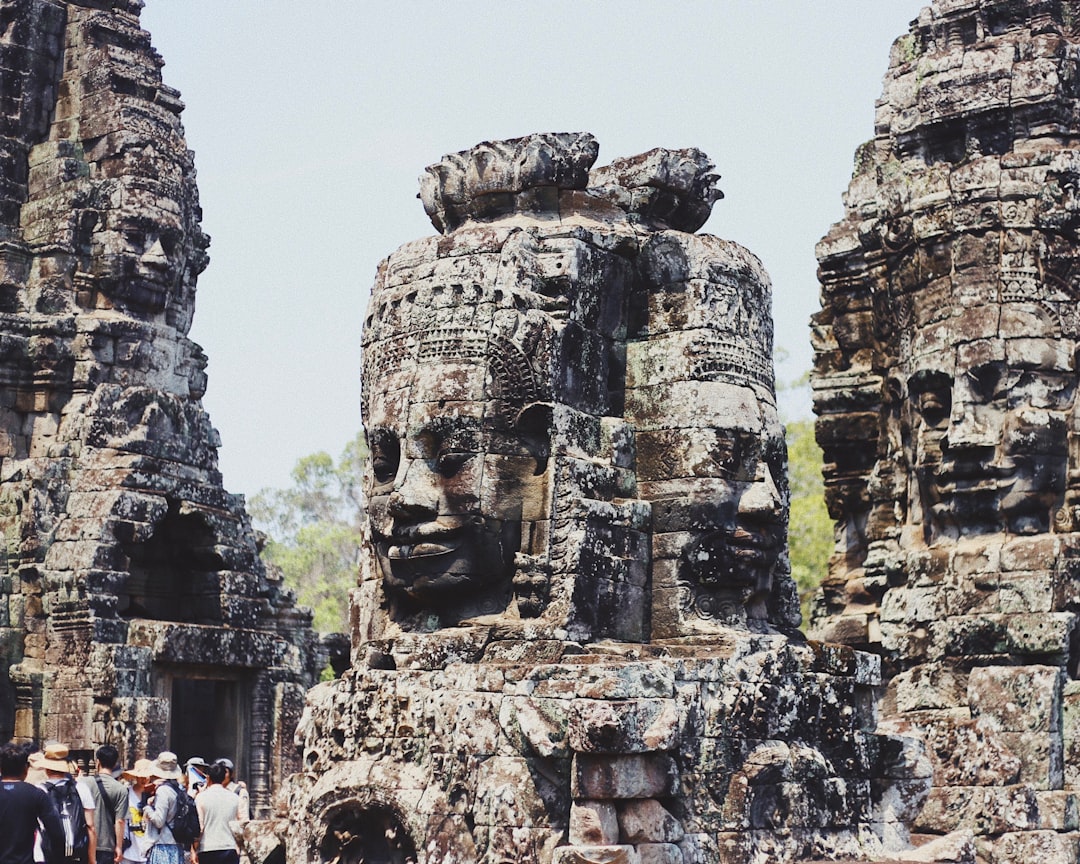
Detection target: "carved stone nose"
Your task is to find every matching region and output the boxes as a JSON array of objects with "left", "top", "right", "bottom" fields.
[
  {"left": 946, "top": 404, "right": 995, "bottom": 451},
  {"left": 389, "top": 461, "right": 438, "bottom": 518},
  {"left": 738, "top": 464, "right": 780, "bottom": 516},
  {"left": 140, "top": 237, "right": 170, "bottom": 270}
]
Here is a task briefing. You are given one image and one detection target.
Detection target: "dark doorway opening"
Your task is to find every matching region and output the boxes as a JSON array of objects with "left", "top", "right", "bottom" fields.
[
  {"left": 167, "top": 675, "right": 245, "bottom": 774},
  {"left": 319, "top": 806, "right": 417, "bottom": 864}
]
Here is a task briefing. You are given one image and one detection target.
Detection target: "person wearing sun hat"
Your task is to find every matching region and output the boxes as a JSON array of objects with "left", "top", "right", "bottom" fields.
[
  {"left": 120, "top": 759, "right": 157, "bottom": 864},
  {"left": 141, "top": 752, "right": 183, "bottom": 864},
  {"left": 38, "top": 741, "right": 97, "bottom": 863}
]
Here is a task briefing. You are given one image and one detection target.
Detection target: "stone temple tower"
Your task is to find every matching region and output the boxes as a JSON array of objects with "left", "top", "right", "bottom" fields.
[
  {"left": 812, "top": 0, "right": 1080, "bottom": 858},
  {"left": 264, "top": 133, "right": 927, "bottom": 864},
  {"left": 0, "top": 0, "right": 322, "bottom": 812}
]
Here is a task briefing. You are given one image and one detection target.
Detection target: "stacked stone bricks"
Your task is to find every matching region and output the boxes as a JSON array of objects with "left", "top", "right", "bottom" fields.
[
  {"left": 812, "top": 0, "right": 1080, "bottom": 860},
  {"left": 0, "top": 0, "right": 322, "bottom": 812}
]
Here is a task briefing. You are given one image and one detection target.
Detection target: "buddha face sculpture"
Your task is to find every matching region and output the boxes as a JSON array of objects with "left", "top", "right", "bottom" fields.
[
  {"left": 905, "top": 310, "right": 1076, "bottom": 540},
  {"left": 363, "top": 330, "right": 548, "bottom": 619},
  {"left": 678, "top": 397, "right": 787, "bottom": 617},
  {"left": 91, "top": 170, "right": 202, "bottom": 317}
]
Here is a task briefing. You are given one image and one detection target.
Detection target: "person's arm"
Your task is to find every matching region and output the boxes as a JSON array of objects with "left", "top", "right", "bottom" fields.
[
  {"left": 38, "top": 788, "right": 65, "bottom": 864},
  {"left": 84, "top": 810, "right": 97, "bottom": 864},
  {"left": 143, "top": 786, "right": 167, "bottom": 829},
  {"left": 113, "top": 802, "right": 125, "bottom": 864},
  {"left": 236, "top": 784, "right": 249, "bottom": 822},
  {"left": 192, "top": 796, "right": 207, "bottom": 863}
]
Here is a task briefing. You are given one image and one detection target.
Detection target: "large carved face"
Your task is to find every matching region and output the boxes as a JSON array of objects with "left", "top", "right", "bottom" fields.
[
  {"left": 678, "top": 398, "right": 787, "bottom": 615},
  {"left": 92, "top": 175, "right": 190, "bottom": 314},
  {"left": 364, "top": 355, "right": 543, "bottom": 613},
  {"left": 906, "top": 324, "right": 1076, "bottom": 539}
]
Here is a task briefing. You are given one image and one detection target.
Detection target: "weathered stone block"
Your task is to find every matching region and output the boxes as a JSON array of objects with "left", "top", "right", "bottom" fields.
[
  {"left": 968, "top": 666, "right": 1062, "bottom": 734},
  {"left": 989, "top": 830, "right": 1078, "bottom": 864},
  {"left": 636, "top": 843, "right": 683, "bottom": 864},
  {"left": 572, "top": 754, "right": 679, "bottom": 800},
  {"left": 1034, "top": 791, "right": 1079, "bottom": 832},
  {"left": 552, "top": 846, "right": 640, "bottom": 864},
  {"left": 569, "top": 698, "right": 680, "bottom": 754},
  {"left": 618, "top": 799, "right": 684, "bottom": 844},
  {"left": 569, "top": 801, "right": 620, "bottom": 846},
  {"left": 913, "top": 785, "right": 1038, "bottom": 835}
]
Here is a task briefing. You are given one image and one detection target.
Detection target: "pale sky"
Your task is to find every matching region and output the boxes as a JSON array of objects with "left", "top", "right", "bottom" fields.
[{"left": 139, "top": 0, "right": 922, "bottom": 498}]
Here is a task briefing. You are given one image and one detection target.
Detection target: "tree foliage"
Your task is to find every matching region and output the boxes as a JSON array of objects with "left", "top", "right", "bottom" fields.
[
  {"left": 785, "top": 418, "right": 833, "bottom": 618},
  {"left": 249, "top": 433, "right": 365, "bottom": 633}
]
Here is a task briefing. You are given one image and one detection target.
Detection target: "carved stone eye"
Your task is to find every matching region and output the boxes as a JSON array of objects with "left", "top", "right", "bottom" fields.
[
  {"left": 435, "top": 451, "right": 472, "bottom": 478},
  {"left": 967, "top": 362, "right": 1005, "bottom": 402},
  {"left": 369, "top": 431, "right": 400, "bottom": 484},
  {"left": 917, "top": 389, "right": 950, "bottom": 427}
]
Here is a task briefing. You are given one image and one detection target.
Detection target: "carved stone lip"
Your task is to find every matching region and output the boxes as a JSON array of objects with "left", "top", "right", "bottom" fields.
[
  {"left": 727, "top": 525, "right": 781, "bottom": 550},
  {"left": 934, "top": 467, "right": 1017, "bottom": 494},
  {"left": 694, "top": 525, "right": 781, "bottom": 566},
  {"left": 377, "top": 521, "right": 473, "bottom": 560},
  {"left": 387, "top": 540, "right": 458, "bottom": 560}
]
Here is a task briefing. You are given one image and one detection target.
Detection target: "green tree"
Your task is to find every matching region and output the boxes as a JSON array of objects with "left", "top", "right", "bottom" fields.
[
  {"left": 785, "top": 417, "right": 833, "bottom": 619},
  {"left": 249, "top": 433, "right": 366, "bottom": 633}
]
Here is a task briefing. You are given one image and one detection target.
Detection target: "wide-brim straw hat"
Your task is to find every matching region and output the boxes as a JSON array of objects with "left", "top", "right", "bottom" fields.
[
  {"left": 122, "top": 758, "right": 157, "bottom": 782},
  {"left": 37, "top": 741, "right": 75, "bottom": 773},
  {"left": 151, "top": 750, "right": 183, "bottom": 780}
]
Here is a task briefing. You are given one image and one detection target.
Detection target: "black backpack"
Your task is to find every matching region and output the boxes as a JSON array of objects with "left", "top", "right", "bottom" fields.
[
  {"left": 162, "top": 779, "right": 201, "bottom": 847},
  {"left": 40, "top": 777, "right": 90, "bottom": 863}
]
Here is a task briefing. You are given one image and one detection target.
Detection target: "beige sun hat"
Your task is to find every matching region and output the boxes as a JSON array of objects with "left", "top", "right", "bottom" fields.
[
  {"left": 38, "top": 741, "right": 75, "bottom": 773},
  {"left": 150, "top": 750, "right": 183, "bottom": 780},
  {"left": 122, "top": 758, "right": 156, "bottom": 782}
]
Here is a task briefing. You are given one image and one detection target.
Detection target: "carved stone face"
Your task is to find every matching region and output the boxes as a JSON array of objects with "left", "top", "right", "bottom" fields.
[
  {"left": 678, "top": 399, "right": 786, "bottom": 613},
  {"left": 364, "top": 357, "right": 543, "bottom": 613},
  {"left": 93, "top": 180, "right": 187, "bottom": 314},
  {"left": 907, "top": 330, "right": 1075, "bottom": 538}
]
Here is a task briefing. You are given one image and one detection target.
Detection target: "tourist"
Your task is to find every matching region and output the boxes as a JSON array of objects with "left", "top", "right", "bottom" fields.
[
  {"left": 210, "top": 760, "right": 247, "bottom": 823},
  {"left": 182, "top": 759, "right": 208, "bottom": 799},
  {"left": 193, "top": 764, "right": 239, "bottom": 864},
  {"left": 0, "top": 741, "right": 64, "bottom": 864},
  {"left": 141, "top": 753, "right": 182, "bottom": 864},
  {"left": 80, "top": 746, "right": 127, "bottom": 864},
  {"left": 38, "top": 741, "right": 96, "bottom": 864},
  {"left": 119, "top": 760, "right": 156, "bottom": 864}
]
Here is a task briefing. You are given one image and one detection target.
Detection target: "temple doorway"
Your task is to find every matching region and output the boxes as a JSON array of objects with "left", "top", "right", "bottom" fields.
[{"left": 158, "top": 668, "right": 247, "bottom": 775}]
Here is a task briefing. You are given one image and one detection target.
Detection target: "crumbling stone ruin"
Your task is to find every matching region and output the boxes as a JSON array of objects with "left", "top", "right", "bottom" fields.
[
  {"left": 262, "top": 132, "right": 930, "bottom": 864},
  {"left": 0, "top": 0, "right": 323, "bottom": 812},
  {"left": 811, "top": 0, "right": 1080, "bottom": 859}
]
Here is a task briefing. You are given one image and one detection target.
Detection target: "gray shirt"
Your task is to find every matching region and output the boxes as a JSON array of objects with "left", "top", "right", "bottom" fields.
[{"left": 79, "top": 773, "right": 127, "bottom": 853}]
